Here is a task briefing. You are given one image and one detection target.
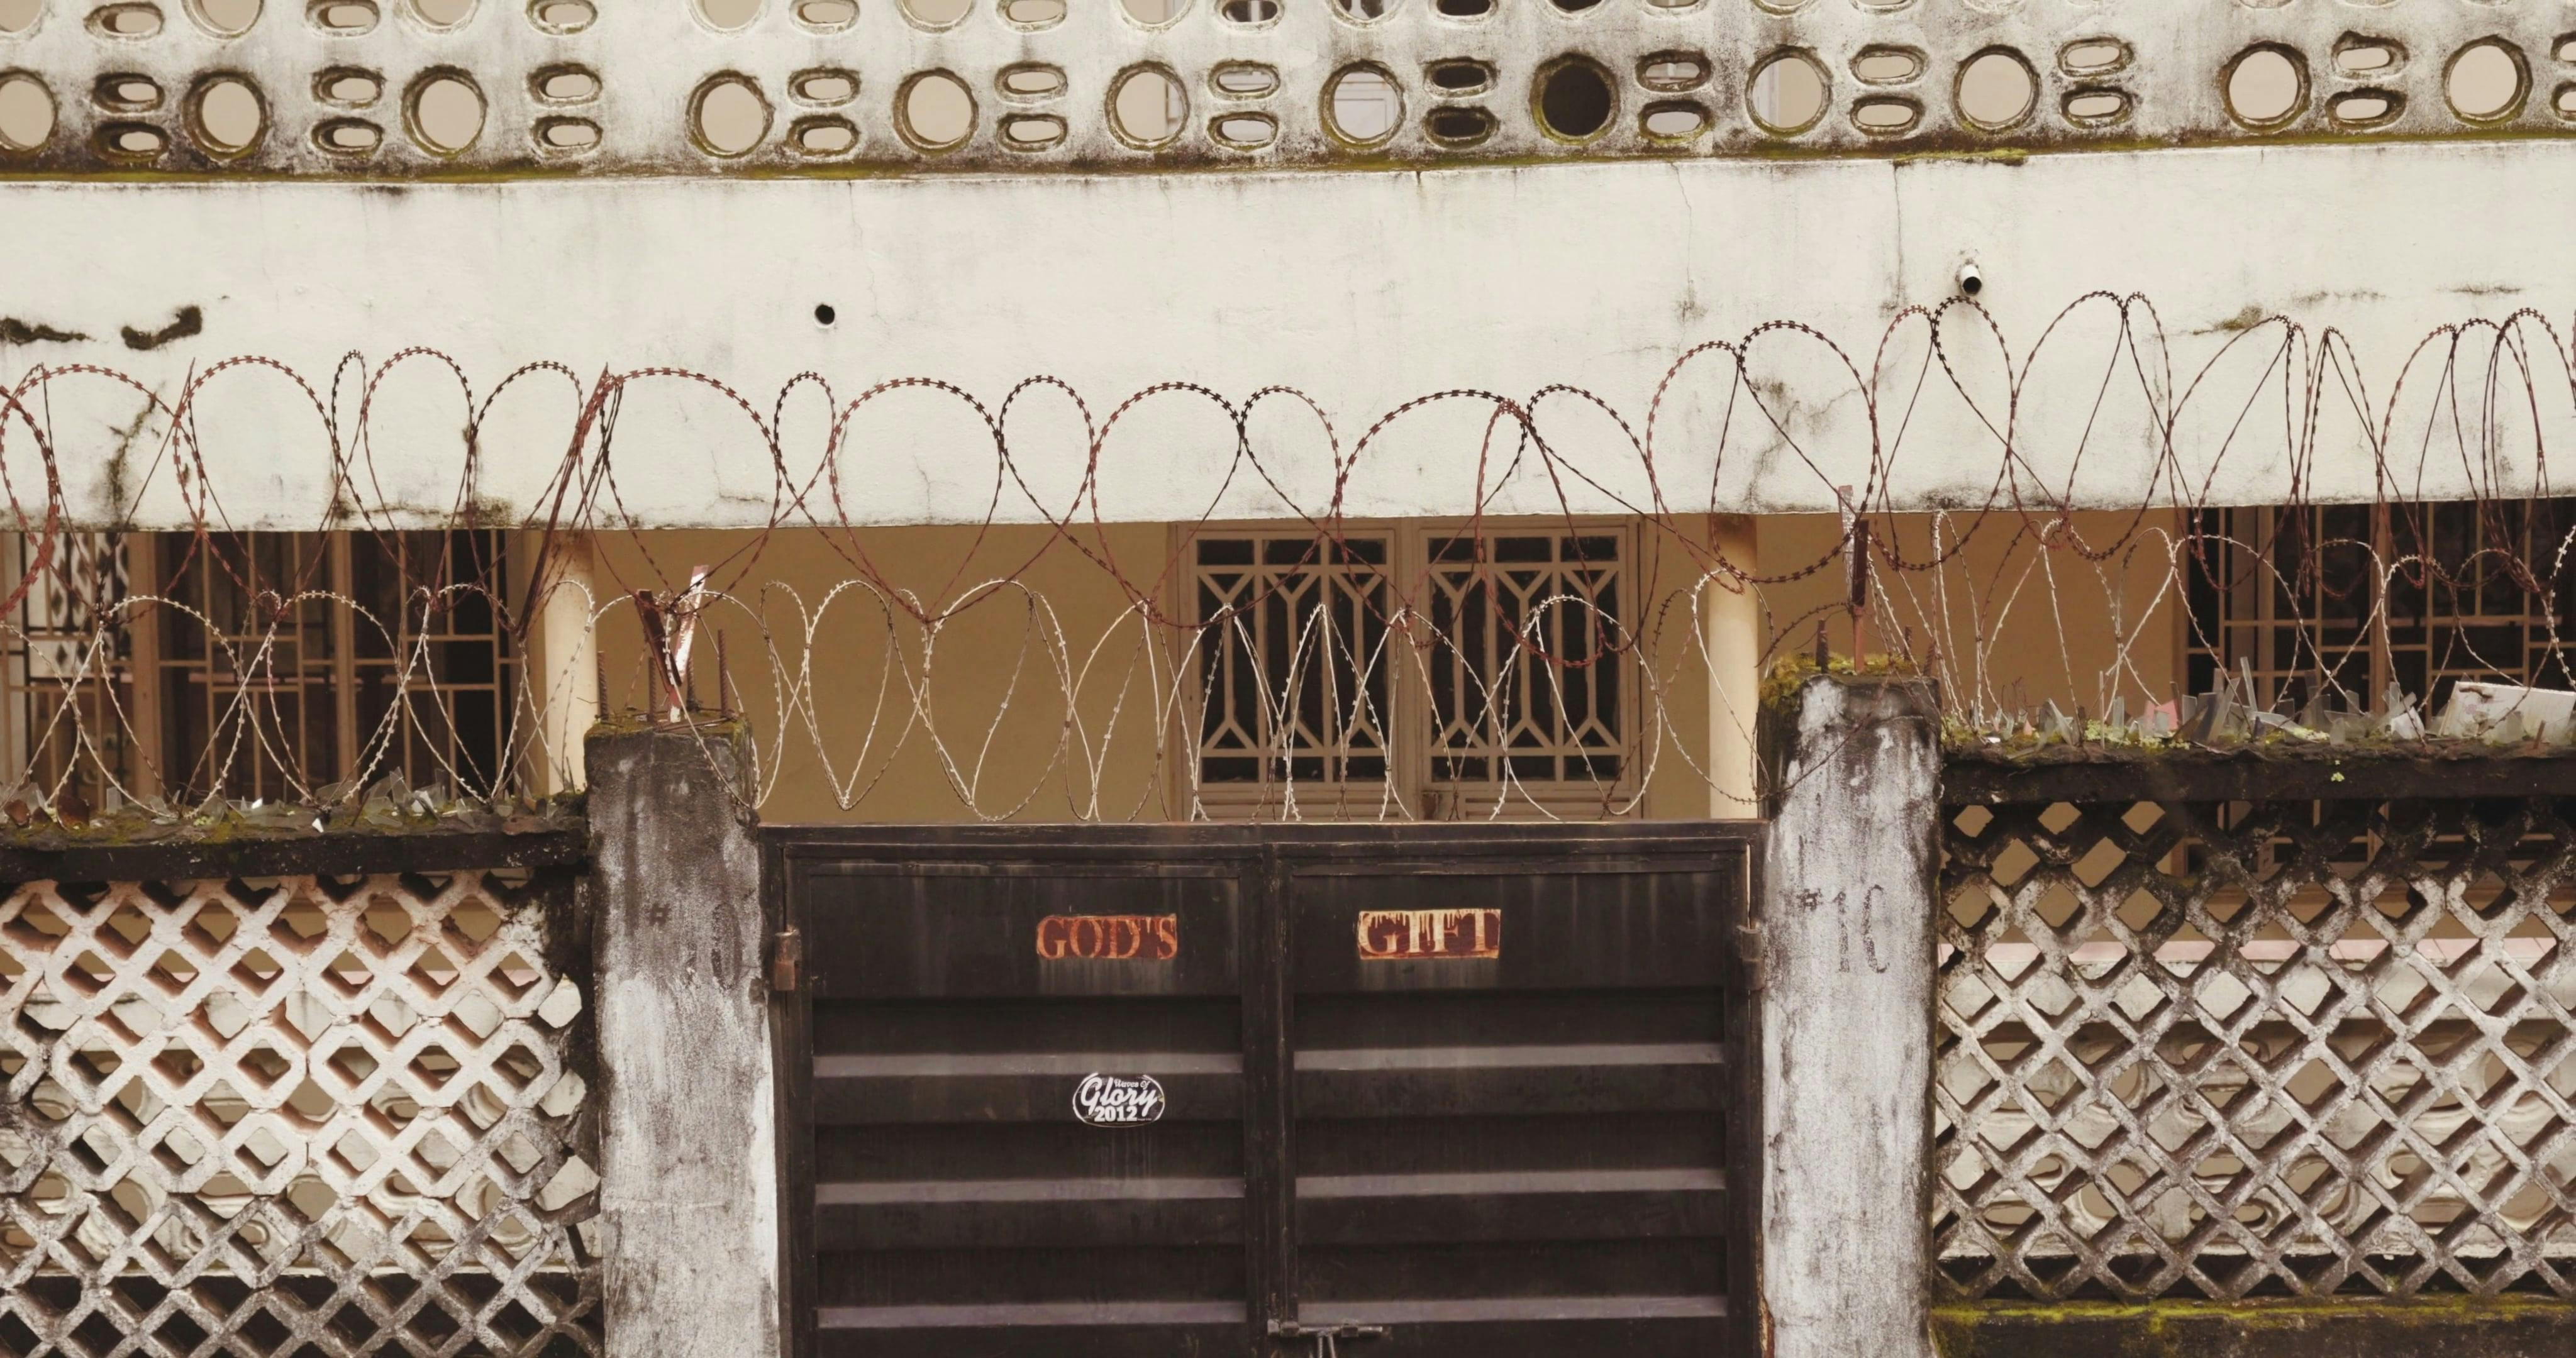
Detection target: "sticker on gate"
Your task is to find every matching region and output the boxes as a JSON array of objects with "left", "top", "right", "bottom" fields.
[
  {"left": 1357, "top": 907, "right": 1501, "bottom": 961},
  {"left": 1072, "top": 1073, "right": 1167, "bottom": 1127},
  {"left": 1035, "top": 914, "right": 1179, "bottom": 961}
]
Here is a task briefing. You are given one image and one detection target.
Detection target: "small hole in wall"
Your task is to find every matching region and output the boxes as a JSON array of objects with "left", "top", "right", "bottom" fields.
[
  {"left": 1956, "top": 48, "right": 2036, "bottom": 130},
  {"left": 1423, "top": 104, "right": 1494, "bottom": 145},
  {"left": 188, "top": 0, "right": 260, "bottom": 35},
  {"left": 92, "top": 4, "right": 165, "bottom": 38},
  {"left": 1852, "top": 47, "right": 1921, "bottom": 86},
  {"left": 533, "top": 65, "right": 599, "bottom": 103},
  {"left": 314, "top": 116, "right": 379, "bottom": 152},
  {"left": 2223, "top": 45, "right": 2306, "bottom": 128},
  {"left": 2329, "top": 88, "right": 2402, "bottom": 128},
  {"left": 792, "top": 0, "right": 853, "bottom": 27},
  {"left": 1747, "top": 49, "right": 1826, "bottom": 135},
  {"left": 190, "top": 74, "right": 265, "bottom": 153},
  {"left": 1111, "top": 65, "right": 1187, "bottom": 146},
  {"left": 1550, "top": 0, "right": 1601, "bottom": 11},
  {"left": 814, "top": 304, "right": 836, "bottom": 326},
  {"left": 409, "top": 0, "right": 473, "bottom": 26},
  {"left": 2557, "top": 35, "right": 2576, "bottom": 65},
  {"left": 1636, "top": 53, "right": 1708, "bottom": 93},
  {"left": 899, "top": 70, "right": 975, "bottom": 150},
  {"left": 313, "top": 0, "right": 375, "bottom": 30},
  {"left": 95, "top": 74, "right": 164, "bottom": 113},
  {"left": 1433, "top": 0, "right": 1489, "bottom": 16},
  {"left": 2446, "top": 39, "right": 2526, "bottom": 122},
  {"left": 1429, "top": 59, "right": 1495, "bottom": 95},
  {"left": 528, "top": 0, "right": 591, "bottom": 32},
  {"left": 999, "top": 0, "right": 1063, "bottom": 25},
  {"left": 1640, "top": 100, "right": 1708, "bottom": 140},
  {"left": 1216, "top": 0, "right": 1275, "bottom": 23},
  {"left": 2558, "top": 82, "right": 2576, "bottom": 119},
  {"left": 1852, "top": 96, "right": 1919, "bottom": 135},
  {"left": 901, "top": 0, "right": 969, "bottom": 26},
  {"left": 1210, "top": 111, "right": 1275, "bottom": 147},
  {"left": 692, "top": 75, "right": 770, "bottom": 155},
  {"left": 791, "top": 114, "right": 855, "bottom": 153},
  {"left": 2334, "top": 35, "right": 2403, "bottom": 77},
  {"left": 1325, "top": 63, "right": 1401, "bottom": 145},
  {"left": 997, "top": 112, "right": 1064, "bottom": 148},
  {"left": 1211, "top": 62, "right": 1279, "bottom": 99},
  {"left": 696, "top": 0, "right": 758, "bottom": 28},
  {"left": 1535, "top": 55, "right": 1614, "bottom": 140},
  {"left": 1331, "top": 0, "right": 1387, "bottom": 18},
  {"left": 316, "top": 67, "right": 380, "bottom": 104},
  {"left": 535, "top": 115, "right": 598, "bottom": 149},
  {"left": 2060, "top": 87, "right": 2129, "bottom": 127},
  {"left": 2058, "top": 38, "right": 2129, "bottom": 78},
  {"left": 97, "top": 121, "right": 165, "bottom": 157},
  {"left": 0, "top": 0, "right": 36, "bottom": 33},
  {"left": 794, "top": 69, "right": 858, "bottom": 106},
  {"left": 0, "top": 74, "right": 54, "bottom": 152},
  {"left": 1123, "top": 0, "right": 1183, "bottom": 23},
  {"left": 996, "top": 63, "right": 1063, "bottom": 101},
  {"left": 407, "top": 71, "right": 485, "bottom": 152}
]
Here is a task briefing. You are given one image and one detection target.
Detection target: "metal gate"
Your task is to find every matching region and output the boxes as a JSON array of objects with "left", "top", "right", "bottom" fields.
[{"left": 765, "top": 823, "right": 1758, "bottom": 1358}]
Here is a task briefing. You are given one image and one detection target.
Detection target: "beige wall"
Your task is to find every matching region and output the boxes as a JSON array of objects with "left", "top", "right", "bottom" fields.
[{"left": 564, "top": 512, "right": 2176, "bottom": 822}]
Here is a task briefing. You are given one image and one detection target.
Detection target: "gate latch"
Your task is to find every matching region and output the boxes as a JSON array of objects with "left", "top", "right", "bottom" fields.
[
  {"left": 770, "top": 925, "right": 802, "bottom": 993},
  {"left": 1269, "top": 1320, "right": 1388, "bottom": 1357}
]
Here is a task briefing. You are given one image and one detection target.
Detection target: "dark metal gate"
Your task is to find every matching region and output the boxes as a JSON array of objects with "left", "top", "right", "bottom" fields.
[{"left": 766, "top": 823, "right": 1758, "bottom": 1358}]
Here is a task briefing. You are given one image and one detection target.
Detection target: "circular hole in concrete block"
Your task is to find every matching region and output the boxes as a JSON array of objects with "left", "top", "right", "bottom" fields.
[
  {"left": 2060, "top": 86, "right": 2129, "bottom": 127},
  {"left": 189, "top": 74, "right": 265, "bottom": 153},
  {"left": 0, "top": 0, "right": 38, "bottom": 33},
  {"left": 697, "top": 0, "right": 759, "bottom": 28},
  {"left": 2557, "top": 82, "right": 2576, "bottom": 121},
  {"left": 792, "top": 0, "right": 852, "bottom": 25},
  {"left": 1109, "top": 63, "right": 1186, "bottom": 146},
  {"left": 409, "top": 0, "right": 472, "bottom": 26},
  {"left": 406, "top": 70, "right": 485, "bottom": 152},
  {"left": 316, "top": 67, "right": 381, "bottom": 105},
  {"left": 1433, "top": 0, "right": 1489, "bottom": 14},
  {"left": 1640, "top": 99, "right": 1707, "bottom": 140},
  {"left": 1324, "top": 63, "right": 1401, "bottom": 145},
  {"left": 1746, "top": 48, "right": 1826, "bottom": 135},
  {"left": 2445, "top": 39, "right": 2526, "bottom": 123},
  {"left": 533, "top": 65, "right": 598, "bottom": 103},
  {"left": 901, "top": 0, "right": 967, "bottom": 25},
  {"left": 898, "top": 69, "right": 975, "bottom": 150},
  {"left": 996, "top": 62, "right": 1062, "bottom": 101},
  {"left": 0, "top": 74, "right": 53, "bottom": 152},
  {"left": 91, "top": 4, "right": 165, "bottom": 37},
  {"left": 1216, "top": 0, "right": 1274, "bottom": 22},
  {"left": 1123, "top": 0, "right": 1184, "bottom": 25},
  {"left": 535, "top": 115, "right": 597, "bottom": 149},
  {"left": 2328, "top": 89, "right": 2401, "bottom": 128},
  {"left": 1535, "top": 54, "right": 1615, "bottom": 139},
  {"left": 1955, "top": 47, "right": 2036, "bottom": 130},
  {"left": 2333, "top": 35, "right": 2403, "bottom": 77},
  {"left": 2223, "top": 45, "right": 2306, "bottom": 129},
  {"left": 1635, "top": 53, "right": 1705, "bottom": 93},
  {"left": 1851, "top": 46, "right": 1922, "bottom": 86},
  {"left": 999, "top": 0, "right": 1063, "bottom": 25},
  {"left": 2058, "top": 38, "right": 2128, "bottom": 78},
  {"left": 97, "top": 120, "right": 165, "bottom": 157},
  {"left": 692, "top": 74, "right": 770, "bottom": 155},
  {"left": 96, "top": 73, "right": 164, "bottom": 111}
]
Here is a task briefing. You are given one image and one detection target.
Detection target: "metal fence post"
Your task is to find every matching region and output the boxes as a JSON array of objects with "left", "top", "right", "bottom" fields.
[
  {"left": 1756, "top": 675, "right": 1940, "bottom": 1358},
  {"left": 587, "top": 724, "right": 786, "bottom": 1357}
]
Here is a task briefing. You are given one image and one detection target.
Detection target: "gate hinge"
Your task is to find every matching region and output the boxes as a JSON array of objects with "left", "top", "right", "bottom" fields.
[
  {"left": 770, "top": 925, "right": 802, "bottom": 993},
  {"left": 1737, "top": 919, "right": 1767, "bottom": 991}
]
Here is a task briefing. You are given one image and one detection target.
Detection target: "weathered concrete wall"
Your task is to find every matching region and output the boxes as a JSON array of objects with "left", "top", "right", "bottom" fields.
[
  {"left": 0, "top": 141, "right": 2568, "bottom": 528},
  {"left": 1758, "top": 674, "right": 1940, "bottom": 1358},
  {"left": 586, "top": 724, "right": 784, "bottom": 1357},
  {"left": 1931, "top": 1298, "right": 2576, "bottom": 1358}
]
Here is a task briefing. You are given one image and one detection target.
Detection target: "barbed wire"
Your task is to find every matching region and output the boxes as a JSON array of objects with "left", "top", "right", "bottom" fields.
[{"left": 0, "top": 295, "right": 2567, "bottom": 820}]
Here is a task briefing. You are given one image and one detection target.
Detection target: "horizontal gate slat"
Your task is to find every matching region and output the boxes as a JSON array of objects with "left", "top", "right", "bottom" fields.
[
  {"left": 813, "top": 1069, "right": 1245, "bottom": 1125},
  {"left": 816, "top": 1302, "right": 1248, "bottom": 1358},
  {"left": 1294, "top": 1063, "right": 1719, "bottom": 1118},
  {"left": 816, "top": 1184, "right": 1246, "bottom": 1250},
  {"left": 1296, "top": 1169, "right": 1726, "bottom": 1244}
]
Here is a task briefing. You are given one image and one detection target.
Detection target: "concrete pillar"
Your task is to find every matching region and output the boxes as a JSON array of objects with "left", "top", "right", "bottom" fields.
[
  {"left": 587, "top": 725, "right": 784, "bottom": 1358},
  {"left": 533, "top": 531, "right": 599, "bottom": 794},
  {"left": 1704, "top": 513, "right": 1762, "bottom": 818},
  {"left": 1756, "top": 675, "right": 1939, "bottom": 1358}
]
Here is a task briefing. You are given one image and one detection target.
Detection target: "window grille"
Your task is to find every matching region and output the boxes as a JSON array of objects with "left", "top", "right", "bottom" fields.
[
  {"left": 1185, "top": 524, "right": 1635, "bottom": 820},
  {"left": 2185, "top": 500, "right": 2576, "bottom": 711},
  {"left": 5, "top": 532, "right": 517, "bottom": 805}
]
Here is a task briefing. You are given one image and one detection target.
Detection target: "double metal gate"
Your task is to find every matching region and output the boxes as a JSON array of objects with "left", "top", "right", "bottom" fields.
[{"left": 766, "top": 824, "right": 1758, "bottom": 1357}]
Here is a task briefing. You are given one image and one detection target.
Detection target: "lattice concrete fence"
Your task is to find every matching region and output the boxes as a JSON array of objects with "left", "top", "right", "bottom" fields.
[{"left": 0, "top": 741, "right": 791, "bottom": 1358}]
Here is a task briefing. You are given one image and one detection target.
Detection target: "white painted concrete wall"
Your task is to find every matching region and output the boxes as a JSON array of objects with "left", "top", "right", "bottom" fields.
[{"left": 0, "top": 140, "right": 2568, "bottom": 528}]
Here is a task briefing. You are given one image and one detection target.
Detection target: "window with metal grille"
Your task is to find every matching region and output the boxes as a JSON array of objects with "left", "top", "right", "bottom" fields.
[
  {"left": 4, "top": 530, "right": 516, "bottom": 803},
  {"left": 2185, "top": 500, "right": 2576, "bottom": 711},
  {"left": 1186, "top": 524, "right": 1633, "bottom": 819}
]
